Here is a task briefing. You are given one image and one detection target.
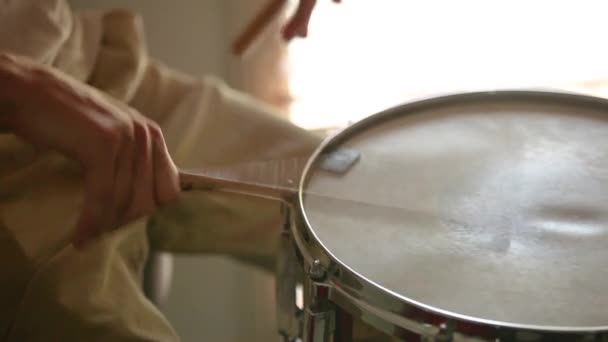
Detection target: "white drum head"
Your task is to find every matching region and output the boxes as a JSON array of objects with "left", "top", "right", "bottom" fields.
[{"left": 301, "top": 92, "right": 608, "bottom": 330}]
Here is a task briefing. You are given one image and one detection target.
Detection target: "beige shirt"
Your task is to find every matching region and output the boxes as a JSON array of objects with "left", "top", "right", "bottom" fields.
[{"left": 0, "top": 1, "right": 320, "bottom": 340}]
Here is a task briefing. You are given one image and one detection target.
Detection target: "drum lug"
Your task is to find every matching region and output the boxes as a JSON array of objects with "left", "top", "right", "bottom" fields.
[
  {"left": 276, "top": 205, "right": 336, "bottom": 342},
  {"left": 433, "top": 322, "right": 454, "bottom": 342},
  {"left": 302, "top": 279, "right": 335, "bottom": 342},
  {"left": 300, "top": 257, "right": 334, "bottom": 342},
  {"left": 308, "top": 259, "right": 327, "bottom": 282},
  {"left": 303, "top": 303, "right": 335, "bottom": 342},
  {"left": 277, "top": 203, "right": 303, "bottom": 341},
  {"left": 419, "top": 322, "right": 455, "bottom": 342}
]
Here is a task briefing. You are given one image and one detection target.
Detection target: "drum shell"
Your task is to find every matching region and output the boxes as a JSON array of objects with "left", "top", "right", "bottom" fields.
[{"left": 290, "top": 90, "right": 608, "bottom": 342}]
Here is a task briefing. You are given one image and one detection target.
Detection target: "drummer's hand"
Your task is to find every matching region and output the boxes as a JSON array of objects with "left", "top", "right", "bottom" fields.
[
  {"left": 282, "top": 0, "right": 342, "bottom": 40},
  {"left": 0, "top": 53, "right": 181, "bottom": 249}
]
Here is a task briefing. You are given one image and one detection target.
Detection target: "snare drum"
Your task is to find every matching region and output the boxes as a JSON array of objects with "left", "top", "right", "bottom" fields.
[{"left": 277, "top": 91, "right": 608, "bottom": 342}]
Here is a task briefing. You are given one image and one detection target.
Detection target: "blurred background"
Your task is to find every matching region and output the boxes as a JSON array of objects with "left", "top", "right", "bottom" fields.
[
  {"left": 287, "top": 0, "right": 608, "bottom": 129},
  {"left": 68, "top": 1, "right": 608, "bottom": 341}
]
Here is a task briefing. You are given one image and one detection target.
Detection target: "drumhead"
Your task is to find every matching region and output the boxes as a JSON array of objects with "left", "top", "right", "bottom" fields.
[{"left": 299, "top": 91, "right": 608, "bottom": 330}]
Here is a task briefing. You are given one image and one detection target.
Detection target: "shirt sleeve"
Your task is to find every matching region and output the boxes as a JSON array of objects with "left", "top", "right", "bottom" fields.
[
  {"left": 86, "top": 7, "right": 322, "bottom": 268},
  {"left": 0, "top": 0, "right": 322, "bottom": 271}
]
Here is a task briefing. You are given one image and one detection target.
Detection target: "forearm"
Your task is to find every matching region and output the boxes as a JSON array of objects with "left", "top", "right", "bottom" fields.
[
  {"left": 140, "top": 65, "right": 322, "bottom": 272},
  {"left": 148, "top": 190, "right": 283, "bottom": 270}
]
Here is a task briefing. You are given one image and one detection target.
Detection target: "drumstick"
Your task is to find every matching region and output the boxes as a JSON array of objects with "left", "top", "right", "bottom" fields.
[
  {"left": 232, "top": 0, "right": 287, "bottom": 56},
  {"left": 177, "top": 152, "right": 456, "bottom": 223},
  {"left": 179, "top": 168, "right": 296, "bottom": 201},
  {"left": 179, "top": 148, "right": 361, "bottom": 201},
  {"left": 177, "top": 149, "right": 470, "bottom": 222}
]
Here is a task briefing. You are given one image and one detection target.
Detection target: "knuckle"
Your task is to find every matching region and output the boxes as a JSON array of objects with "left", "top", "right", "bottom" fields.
[
  {"left": 23, "top": 65, "right": 58, "bottom": 88},
  {"left": 99, "top": 114, "right": 133, "bottom": 141},
  {"left": 132, "top": 118, "right": 149, "bottom": 142},
  {"left": 29, "top": 68, "right": 52, "bottom": 82},
  {"left": 116, "top": 120, "right": 135, "bottom": 146},
  {"left": 25, "top": 70, "right": 70, "bottom": 98},
  {"left": 93, "top": 125, "right": 123, "bottom": 159},
  {"left": 102, "top": 125, "right": 123, "bottom": 145},
  {"left": 122, "top": 122, "right": 136, "bottom": 146},
  {"left": 147, "top": 121, "right": 164, "bottom": 141}
]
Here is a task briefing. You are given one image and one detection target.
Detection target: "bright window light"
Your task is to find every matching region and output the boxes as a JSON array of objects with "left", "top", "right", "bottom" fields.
[{"left": 287, "top": 0, "right": 608, "bottom": 129}]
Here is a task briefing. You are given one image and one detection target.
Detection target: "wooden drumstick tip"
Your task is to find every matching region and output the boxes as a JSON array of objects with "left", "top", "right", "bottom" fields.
[{"left": 232, "top": 0, "right": 288, "bottom": 56}]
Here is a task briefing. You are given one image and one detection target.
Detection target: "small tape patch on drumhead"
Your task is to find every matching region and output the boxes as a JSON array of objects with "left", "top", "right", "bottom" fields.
[{"left": 317, "top": 148, "right": 361, "bottom": 174}]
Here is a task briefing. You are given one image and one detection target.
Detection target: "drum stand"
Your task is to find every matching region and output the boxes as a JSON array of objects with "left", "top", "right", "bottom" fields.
[{"left": 276, "top": 203, "right": 338, "bottom": 342}]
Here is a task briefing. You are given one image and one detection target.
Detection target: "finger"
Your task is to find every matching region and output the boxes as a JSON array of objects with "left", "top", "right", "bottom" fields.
[
  {"left": 109, "top": 121, "right": 136, "bottom": 229},
  {"left": 53, "top": 81, "right": 131, "bottom": 239},
  {"left": 73, "top": 152, "right": 117, "bottom": 249},
  {"left": 69, "top": 104, "right": 126, "bottom": 248},
  {"left": 122, "top": 118, "right": 156, "bottom": 224},
  {"left": 283, "top": 0, "right": 317, "bottom": 40},
  {"left": 282, "top": 0, "right": 315, "bottom": 39},
  {"left": 149, "top": 122, "right": 181, "bottom": 207}
]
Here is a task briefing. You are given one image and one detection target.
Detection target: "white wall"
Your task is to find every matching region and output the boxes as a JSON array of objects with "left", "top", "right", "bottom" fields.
[
  {"left": 70, "top": 0, "right": 231, "bottom": 78},
  {"left": 68, "top": 1, "right": 278, "bottom": 341}
]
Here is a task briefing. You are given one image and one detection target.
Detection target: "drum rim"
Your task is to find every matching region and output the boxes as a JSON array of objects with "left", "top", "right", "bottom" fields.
[{"left": 296, "top": 89, "right": 608, "bottom": 334}]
